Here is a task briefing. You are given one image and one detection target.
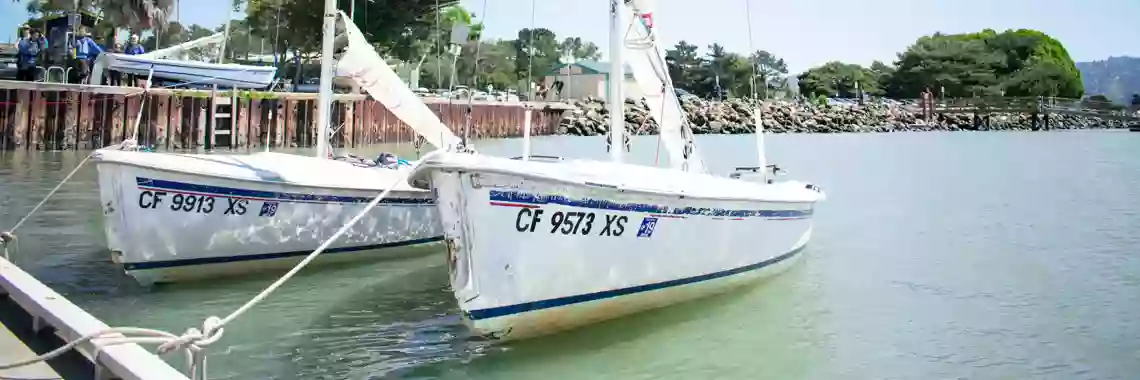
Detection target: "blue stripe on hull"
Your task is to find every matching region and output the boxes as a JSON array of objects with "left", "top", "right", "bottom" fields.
[
  {"left": 136, "top": 177, "right": 434, "bottom": 205},
  {"left": 122, "top": 236, "right": 445, "bottom": 270},
  {"left": 466, "top": 245, "right": 805, "bottom": 321},
  {"left": 488, "top": 190, "right": 812, "bottom": 219}
]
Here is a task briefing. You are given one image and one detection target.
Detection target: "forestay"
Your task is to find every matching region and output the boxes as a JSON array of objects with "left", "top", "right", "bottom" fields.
[
  {"left": 622, "top": 0, "right": 707, "bottom": 173},
  {"left": 333, "top": 11, "right": 464, "bottom": 151}
]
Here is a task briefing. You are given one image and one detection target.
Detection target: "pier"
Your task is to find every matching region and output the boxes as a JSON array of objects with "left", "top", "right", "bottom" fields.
[
  {"left": 0, "top": 81, "right": 573, "bottom": 151},
  {"left": 917, "top": 96, "right": 1140, "bottom": 129},
  {"left": 1, "top": 257, "right": 189, "bottom": 379}
]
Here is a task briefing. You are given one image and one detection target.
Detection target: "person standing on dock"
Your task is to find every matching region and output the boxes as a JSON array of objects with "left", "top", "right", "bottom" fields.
[
  {"left": 71, "top": 29, "right": 103, "bottom": 84},
  {"left": 16, "top": 25, "right": 47, "bottom": 81},
  {"left": 106, "top": 43, "right": 124, "bottom": 86},
  {"left": 122, "top": 34, "right": 145, "bottom": 86}
]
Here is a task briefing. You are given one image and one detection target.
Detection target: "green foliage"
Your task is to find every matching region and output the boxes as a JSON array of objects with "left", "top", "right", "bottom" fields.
[
  {"left": 661, "top": 41, "right": 790, "bottom": 99},
  {"left": 884, "top": 29, "right": 1083, "bottom": 98},
  {"left": 512, "top": 28, "right": 559, "bottom": 84},
  {"left": 797, "top": 61, "right": 878, "bottom": 98},
  {"left": 1133, "top": 93, "right": 1140, "bottom": 106},
  {"left": 246, "top": 0, "right": 459, "bottom": 61}
]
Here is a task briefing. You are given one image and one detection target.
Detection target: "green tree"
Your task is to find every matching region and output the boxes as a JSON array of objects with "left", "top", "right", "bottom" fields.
[
  {"left": 884, "top": 29, "right": 1083, "bottom": 98},
  {"left": 559, "top": 37, "right": 601, "bottom": 61},
  {"left": 887, "top": 33, "right": 1002, "bottom": 98},
  {"left": 512, "top": 27, "right": 559, "bottom": 84},
  {"left": 797, "top": 61, "right": 877, "bottom": 98},
  {"left": 453, "top": 39, "right": 516, "bottom": 90},
  {"left": 664, "top": 40, "right": 703, "bottom": 92},
  {"left": 867, "top": 60, "right": 894, "bottom": 96},
  {"left": 1132, "top": 93, "right": 1140, "bottom": 106},
  {"left": 749, "top": 50, "right": 788, "bottom": 98},
  {"left": 246, "top": 0, "right": 458, "bottom": 59},
  {"left": 19, "top": 0, "right": 174, "bottom": 30}
]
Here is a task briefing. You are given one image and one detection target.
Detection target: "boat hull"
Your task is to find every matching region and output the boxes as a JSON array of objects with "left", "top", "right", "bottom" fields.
[
  {"left": 107, "top": 53, "right": 277, "bottom": 88},
  {"left": 95, "top": 157, "right": 443, "bottom": 285},
  {"left": 424, "top": 165, "right": 816, "bottom": 340}
]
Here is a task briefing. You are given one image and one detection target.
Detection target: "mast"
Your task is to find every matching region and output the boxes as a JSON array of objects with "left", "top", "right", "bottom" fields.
[
  {"left": 315, "top": 0, "right": 338, "bottom": 159},
  {"left": 607, "top": 0, "right": 625, "bottom": 163},
  {"left": 753, "top": 108, "right": 767, "bottom": 182}
]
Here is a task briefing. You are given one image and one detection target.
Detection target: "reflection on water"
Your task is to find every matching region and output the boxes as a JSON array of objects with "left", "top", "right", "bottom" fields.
[{"left": 2, "top": 131, "right": 1140, "bottom": 379}]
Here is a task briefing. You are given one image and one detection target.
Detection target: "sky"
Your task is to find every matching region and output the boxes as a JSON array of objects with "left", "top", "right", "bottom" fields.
[{"left": 3, "top": 0, "right": 1136, "bottom": 73}]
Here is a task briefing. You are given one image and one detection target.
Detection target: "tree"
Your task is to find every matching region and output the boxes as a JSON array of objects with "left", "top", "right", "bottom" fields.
[
  {"left": 247, "top": 0, "right": 458, "bottom": 60},
  {"left": 18, "top": 0, "right": 174, "bottom": 30},
  {"left": 867, "top": 61, "right": 894, "bottom": 96},
  {"left": 512, "top": 27, "right": 559, "bottom": 84},
  {"left": 1132, "top": 93, "right": 1140, "bottom": 106},
  {"left": 886, "top": 33, "right": 1003, "bottom": 98},
  {"left": 749, "top": 50, "right": 788, "bottom": 98},
  {"left": 665, "top": 40, "right": 702, "bottom": 92},
  {"left": 797, "top": 61, "right": 877, "bottom": 98},
  {"left": 884, "top": 29, "right": 1083, "bottom": 98},
  {"left": 559, "top": 37, "right": 601, "bottom": 61}
]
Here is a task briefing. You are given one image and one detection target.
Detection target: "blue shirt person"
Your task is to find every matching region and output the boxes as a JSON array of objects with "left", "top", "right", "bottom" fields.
[
  {"left": 72, "top": 30, "right": 103, "bottom": 84},
  {"left": 16, "top": 26, "right": 48, "bottom": 81},
  {"left": 123, "top": 34, "right": 145, "bottom": 55}
]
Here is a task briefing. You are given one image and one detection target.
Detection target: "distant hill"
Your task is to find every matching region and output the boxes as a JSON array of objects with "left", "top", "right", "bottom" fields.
[{"left": 1076, "top": 56, "right": 1140, "bottom": 105}]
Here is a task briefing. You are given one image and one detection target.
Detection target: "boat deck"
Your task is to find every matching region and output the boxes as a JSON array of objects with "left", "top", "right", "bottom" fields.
[{"left": 0, "top": 320, "right": 60, "bottom": 379}]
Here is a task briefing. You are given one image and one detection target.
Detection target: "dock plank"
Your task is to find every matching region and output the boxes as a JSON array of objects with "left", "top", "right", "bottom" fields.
[{"left": 0, "top": 319, "right": 61, "bottom": 379}]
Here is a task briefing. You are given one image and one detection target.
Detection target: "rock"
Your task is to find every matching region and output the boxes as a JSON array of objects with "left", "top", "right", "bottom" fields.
[{"left": 556, "top": 96, "right": 1131, "bottom": 136}]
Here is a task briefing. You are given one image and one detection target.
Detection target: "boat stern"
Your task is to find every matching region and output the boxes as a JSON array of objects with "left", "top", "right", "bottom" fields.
[{"left": 91, "top": 151, "right": 132, "bottom": 262}]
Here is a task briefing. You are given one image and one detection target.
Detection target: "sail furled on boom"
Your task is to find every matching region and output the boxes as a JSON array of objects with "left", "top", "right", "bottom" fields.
[
  {"left": 332, "top": 11, "right": 463, "bottom": 151},
  {"left": 622, "top": 0, "right": 707, "bottom": 173}
]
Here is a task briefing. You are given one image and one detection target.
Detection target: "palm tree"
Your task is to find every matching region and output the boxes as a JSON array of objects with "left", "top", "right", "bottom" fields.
[{"left": 18, "top": 0, "right": 177, "bottom": 30}]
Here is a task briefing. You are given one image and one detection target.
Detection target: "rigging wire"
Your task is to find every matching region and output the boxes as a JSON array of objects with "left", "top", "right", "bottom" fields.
[
  {"left": 524, "top": 0, "right": 537, "bottom": 99},
  {"left": 744, "top": 0, "right": 757, "bottom": 98},
  {"left": 435, "top": 0, "right": 441, "bottom": 89}
]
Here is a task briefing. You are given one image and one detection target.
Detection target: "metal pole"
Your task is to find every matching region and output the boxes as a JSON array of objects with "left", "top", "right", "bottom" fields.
[
  {"left": 314, "top": 0, "right": 337, "bottom": 159},
  {"left": 521, "top": 108, "right": 532, "bottom": 160},
  {"left": 607, "top": 0, "right": 624, "bottom": 163}
]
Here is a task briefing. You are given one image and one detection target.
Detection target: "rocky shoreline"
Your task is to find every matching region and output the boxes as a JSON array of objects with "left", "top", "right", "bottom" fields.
[{"left": 556, "top": 96, "right": 1133, "bottom": 136}]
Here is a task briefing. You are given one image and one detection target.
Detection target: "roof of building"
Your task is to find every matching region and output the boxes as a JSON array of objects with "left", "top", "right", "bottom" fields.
[{"left": 546, "top": 60, "right": 635, "bottom": 78}]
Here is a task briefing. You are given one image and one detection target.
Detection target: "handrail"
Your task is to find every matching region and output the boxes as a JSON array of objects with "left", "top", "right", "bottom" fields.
[{"left": 44, "top": 66, "right": 65, "bottom": 83}]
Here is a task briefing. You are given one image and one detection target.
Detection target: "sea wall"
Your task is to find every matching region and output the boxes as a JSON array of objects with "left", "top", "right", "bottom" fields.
[
  {"left": 0, "top": 80, "right": 570, "bottom": 151},
  {"left": 557, "top": 97, "right": 1135, "bottom": 135}
]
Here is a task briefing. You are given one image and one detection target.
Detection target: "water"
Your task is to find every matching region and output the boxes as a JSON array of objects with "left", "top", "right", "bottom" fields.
[{"left": 2, "top": 131, "right": 1139, "bottom": 379}]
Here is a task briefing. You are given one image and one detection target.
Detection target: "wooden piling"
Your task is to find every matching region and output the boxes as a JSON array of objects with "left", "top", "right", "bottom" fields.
[
  {"left": 0, "top": 80, "right": 575, "bottom": 151},
  {"left": 236, "top": 98, "right": 250, "bottom": 148},
  {"left": 63, "top": 92, "right": 78, "bottom": 149},
  {"left": 154, "top": 94, "right": 169, "bottom": 149},
  {"left": 78, "top": 93, "right": 94, "bottom": 149},
  {"left": 249, "top": 99, "right": 262, "bottom": 148}
]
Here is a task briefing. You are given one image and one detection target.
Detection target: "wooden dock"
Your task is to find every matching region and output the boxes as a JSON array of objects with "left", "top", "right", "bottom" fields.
[
  {"left": 0, "top": 80, "right": 573, "bottom": 151},
  {"left": 0, "top": 321, "right": 59, "bottom": 379},
  {"left": 0, "top": 256, "right": 190, "bottom": 379}
]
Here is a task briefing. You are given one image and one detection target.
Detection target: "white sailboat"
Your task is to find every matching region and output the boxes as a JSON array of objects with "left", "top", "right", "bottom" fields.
[
  {"left": 93, "top": 11, "right": 463, "bottom": 285},
  {"left": 91, "top": 32, "right": 277, "bottom": 89},
  {"left": 407, "top": 0, "right": 826, "bottom": 340}
]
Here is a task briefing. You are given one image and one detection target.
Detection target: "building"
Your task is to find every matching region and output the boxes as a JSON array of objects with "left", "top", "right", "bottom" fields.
[{"left": 542, "top": 60, "right": 643, "bottom": 101}]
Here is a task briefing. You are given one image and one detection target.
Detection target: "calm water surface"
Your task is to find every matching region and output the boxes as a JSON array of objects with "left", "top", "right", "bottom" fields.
[{"left": 1, "top": 131, "right": 1139, "bottom": 379}]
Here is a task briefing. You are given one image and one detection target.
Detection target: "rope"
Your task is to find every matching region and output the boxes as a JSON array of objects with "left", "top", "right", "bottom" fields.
[{"left": 0, "top": 156, "right": 424, "bottom": 377}]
